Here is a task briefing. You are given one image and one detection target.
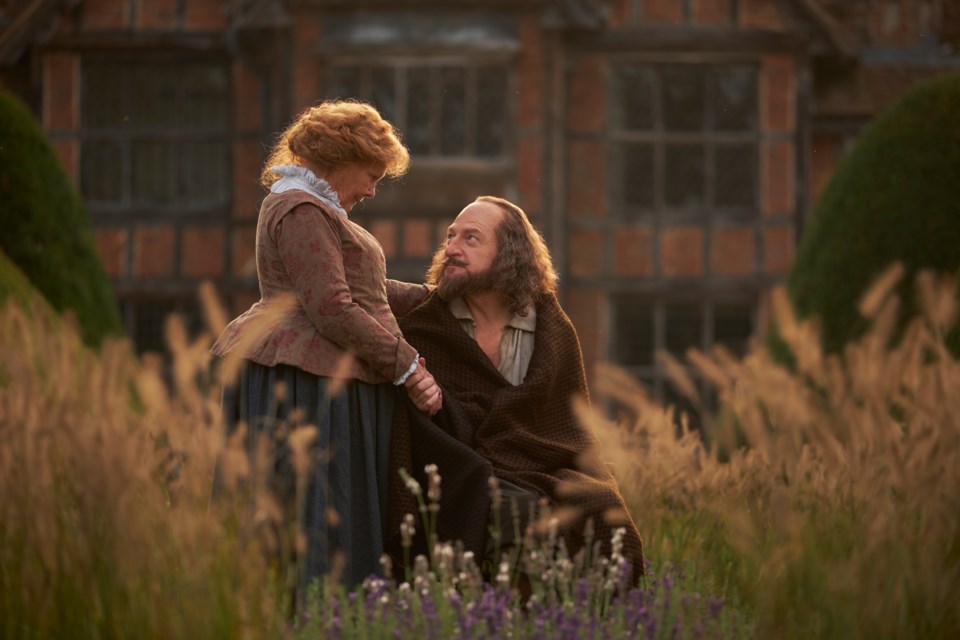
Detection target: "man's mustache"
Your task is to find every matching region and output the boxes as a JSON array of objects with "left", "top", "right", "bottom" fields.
[{"left": 444, "top": 259, "right": 468, "bottom": 268}]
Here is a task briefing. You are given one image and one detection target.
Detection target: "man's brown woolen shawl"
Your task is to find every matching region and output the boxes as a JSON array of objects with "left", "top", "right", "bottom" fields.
[{"left": 387, "top": 292, "right": 644, "bottom": 580}]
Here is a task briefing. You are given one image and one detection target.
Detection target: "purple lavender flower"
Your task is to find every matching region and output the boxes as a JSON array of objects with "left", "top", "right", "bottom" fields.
[{"left": 707, "top": 596, "right": 725, "bottom": 618}]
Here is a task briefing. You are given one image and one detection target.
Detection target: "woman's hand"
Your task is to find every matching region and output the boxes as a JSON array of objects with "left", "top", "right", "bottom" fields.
[{"left": 404, "top": 358, "right": 442, "bottom": 416}]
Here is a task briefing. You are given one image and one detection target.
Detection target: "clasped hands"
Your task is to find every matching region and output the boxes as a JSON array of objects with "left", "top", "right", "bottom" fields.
[{"left": 403, "top": 357, "right": 442, "bottom": 416}]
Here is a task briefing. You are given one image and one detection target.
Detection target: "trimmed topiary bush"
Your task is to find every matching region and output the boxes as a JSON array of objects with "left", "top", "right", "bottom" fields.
[
  {"left": 0, "top": 90, "right": 122, "bottom": 347},
  {"left": 786, "top": 71, "right": 960, "bottom": 355},
  {"left": 0, "top": 248, "right": 40, "bottom": 308}
]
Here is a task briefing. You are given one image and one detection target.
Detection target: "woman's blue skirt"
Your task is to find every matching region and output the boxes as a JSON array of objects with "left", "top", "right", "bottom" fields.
[{"left": 220, "top": 360, "right": 396, "bottom": 590}]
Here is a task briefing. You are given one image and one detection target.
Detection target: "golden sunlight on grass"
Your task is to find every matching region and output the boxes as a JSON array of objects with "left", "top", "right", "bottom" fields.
[
  {"left": 584, "top": 268, "right": 960, "bottom": 638},
  {"left": 0, "top": 299, "right": 285, "bottom": 638},
  {"left": 1, "top": 266, "right": 957, "bottom": 639}
]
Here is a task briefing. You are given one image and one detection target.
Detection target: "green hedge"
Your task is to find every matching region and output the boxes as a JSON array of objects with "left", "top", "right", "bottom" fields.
[
  {"left": 786, "top": 71, "right": 960, "bottom": 355},
  {"left": 0, "top": 248, "right": 39, "bottom": 307},
  {"left": 0, "top": 91, "right": 122, "bottom": 346}
]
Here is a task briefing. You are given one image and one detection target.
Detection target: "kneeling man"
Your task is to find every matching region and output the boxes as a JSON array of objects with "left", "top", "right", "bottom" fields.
[{"left": 387, "top": 196, "right": 644, "bottom": 582}]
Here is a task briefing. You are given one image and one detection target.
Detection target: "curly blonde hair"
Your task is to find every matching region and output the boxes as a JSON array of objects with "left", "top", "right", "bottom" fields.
[{"left": 260, "top": 100, "right": 410, "bottom": 187}]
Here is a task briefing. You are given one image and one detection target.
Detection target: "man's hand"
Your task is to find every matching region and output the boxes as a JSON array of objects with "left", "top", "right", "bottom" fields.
[{"left": 404, "top": 357, "right": 442, "bottom": 416}]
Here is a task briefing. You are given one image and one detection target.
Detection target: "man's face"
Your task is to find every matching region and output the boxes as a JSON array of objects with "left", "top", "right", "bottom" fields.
[
  {"left": 437, "top": 201, "right": 503, "bottom": 299},
  {"left": 325, "top": 162, "right": 386, "bottom": 212}
]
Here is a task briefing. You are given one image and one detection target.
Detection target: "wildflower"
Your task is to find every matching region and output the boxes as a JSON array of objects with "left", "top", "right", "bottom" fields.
[
  {"left": 406, "top": 477, "right": 422, "bottom": 497},
  {"left": 557, "top": 556, "right": 573, "bottom": 583},
  {"left": 414, "top": 554, "right": 430, "bottom": 578},
  {"left": 362, "top": 575, "right": 382, "bottom": 592},
  {"left": 400, "top": 513, "right": 416, "bottom": 549},
  {"left": 397, "top": 582, "right": 412, "bottom": 611},
  {"left": 707, "top": 596, "right": 725, "bottom": 618},
  {"left": 434, "top": 541, "right": 455, "bottom": 579},
  {"left": 425, "top": 463, "right": 442, "bottom": 503},
  {"left": 496, "top": 560, "right": 511, "bottom": 589},
  {"left": 611, "top": 526, "right": 625, "bottom": 556},
  {"left": 547, "top": 516, "right": 559, "bottom": 549},
  {"left": 379, "top": 553, "right": 393, "bottom": 580}
]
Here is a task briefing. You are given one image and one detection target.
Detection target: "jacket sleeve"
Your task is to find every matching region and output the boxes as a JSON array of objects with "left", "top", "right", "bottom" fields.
[{"left": 274, "top": 204, "right": 418, "bottom": 382}]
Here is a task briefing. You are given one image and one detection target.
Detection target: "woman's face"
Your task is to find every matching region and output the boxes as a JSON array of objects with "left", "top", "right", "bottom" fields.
[{"left": 324, "top": 162, "right": 387, "bottom": 212}]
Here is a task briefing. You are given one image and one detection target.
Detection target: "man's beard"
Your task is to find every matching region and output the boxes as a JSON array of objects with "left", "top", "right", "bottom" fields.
[{"left": 436, "top": 262, "right": 500, "bottom": 301}]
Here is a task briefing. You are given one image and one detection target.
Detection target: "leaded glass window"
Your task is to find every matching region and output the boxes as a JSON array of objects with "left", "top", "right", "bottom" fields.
[
  {"left": 81, "top": 56, "right": 231, "bottom": 212},
  {"left": 122, "top": 298, "right": 203, "bottom": 355},
  {"left": 610, "top": 62, "right": 759, "bottom": 220},
  {"left": 327, "top": 62, "right": 509, "bottom": 159},
  {"left": 611, "top": 296, "right": 756, "bottom": 428}
]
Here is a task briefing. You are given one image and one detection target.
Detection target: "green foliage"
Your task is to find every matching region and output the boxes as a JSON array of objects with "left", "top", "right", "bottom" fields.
[
  {"left": 0, "top": 247, "right": 42, "bottom": 308},
  {"left": 786, "top": 71, "right": 960, "bottom": 354},
  {"left": 0, "top": 90, "right": 122, "bottom": 347}
]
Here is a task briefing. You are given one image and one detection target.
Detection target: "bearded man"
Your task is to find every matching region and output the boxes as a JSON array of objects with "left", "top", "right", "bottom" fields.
[{"left": 386, "top": 196, "right": 644, "bottom": 582}]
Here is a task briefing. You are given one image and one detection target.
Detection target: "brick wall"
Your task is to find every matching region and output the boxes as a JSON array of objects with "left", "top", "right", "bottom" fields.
[
  {"left": 565, "top": 52, "right": 607, "bottom": 233},
  {"left": 80, "top": 0, "right": 130, "bottom": 30},
  {"left": 660, "top": 227, "right": 704, "bottom": 277},
  {"left": 809, "top": 132, "right": 844, "bottom": 204},
  {"left": 565, "top": 289, "right": 605, "bottom": 372},
  {"left": 137, "top": 0, "right": 179, "bottom": 30},
  {"left": 945, "top": 0, "right": 960, "bottom": 45},
  {"left": 291, "top": 11, "right": 324, "bottom": 115},
  {"left": 134, "top": 227, "right": 175, "bottom": 277},
  {"left": 42, "top": 53, "right": 80, "bottom": 181},
  {"left": 692, "top": 0, "right": 735, "bottom": 26},
  {"left": 608, "top": 0, "right": 791, "bottom": 28},
  {"left": 867, "top": 0, "right": 939, "bottom": 46},
  {"left": 94, "top": 229, "right": 128, "bottom": 279},
  {"left": 759, "top": 53, "right": 797, "bottom": 279},
  {"left": 21, "top": 0, "right": 949, "bottom": 363},
  {"left": 711, "top": 227, "right": 756, "bottom": 276},
  {"left": 517, "top": 13, "right": 546, "bottom": 217},
  {"left": 741, "top": 0, "right": 786, "bottom": 30},
  {"left": 612, "top": 227, "right": 654, "bottom": 277},
  {"left": 644, "top": 0, "right": 684, "bottom": 24},
  {"left": 562, "top": 2, "right": 804, "bottom": 373},
  {"left": 76, "top": 0, "right": 227, "bottom": 31},
  {"left": 37, "top": 0, "right": 263, "bottom": 334}
]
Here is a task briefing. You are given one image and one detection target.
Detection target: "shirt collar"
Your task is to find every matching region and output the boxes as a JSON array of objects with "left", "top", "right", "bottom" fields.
[{"left": 448, "top": 297, "right": 537, "bottom": 331}]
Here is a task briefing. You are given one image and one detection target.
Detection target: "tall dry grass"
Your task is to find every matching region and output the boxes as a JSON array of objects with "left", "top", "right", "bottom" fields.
[
  {"left": 586, "top": 266, "right": 960, "bottom": 639},
  {"left": 2, "top": 265, "right": 958, "bottom": 638},
  {"left": 0, "top": 296, "right": 285, "bottom": 639}
]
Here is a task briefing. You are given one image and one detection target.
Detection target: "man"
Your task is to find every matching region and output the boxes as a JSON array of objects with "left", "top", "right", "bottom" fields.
[{"left": 387, "top": 196, "right": 644, "bottom": 582}]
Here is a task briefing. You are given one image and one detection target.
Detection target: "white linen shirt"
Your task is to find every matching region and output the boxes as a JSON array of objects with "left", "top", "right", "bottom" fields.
[{"left": 448, "top": 297, "right": 536, "bottom": 386}]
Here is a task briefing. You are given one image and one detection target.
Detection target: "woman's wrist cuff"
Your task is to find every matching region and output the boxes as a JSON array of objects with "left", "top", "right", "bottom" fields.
[{"left": 393, "top": 354, "right": 420, "bottom": 385}]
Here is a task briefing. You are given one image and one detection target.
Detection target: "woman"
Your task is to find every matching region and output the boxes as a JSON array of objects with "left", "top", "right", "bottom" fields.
[{"left": 211, "top": 100, "right": 441, "bottom": 591}]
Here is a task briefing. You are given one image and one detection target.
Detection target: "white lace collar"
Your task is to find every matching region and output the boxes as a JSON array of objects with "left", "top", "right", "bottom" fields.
[{"left": 269, "top": 164, "right": 347, "bottom": 217}]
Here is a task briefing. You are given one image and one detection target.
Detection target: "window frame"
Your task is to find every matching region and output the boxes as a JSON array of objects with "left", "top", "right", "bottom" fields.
[
  {"left": 607, "top": 57, "right": 761, "bottom": 224},
  {"left": 119, "top": 295, "right": 205, "bottom": 356},
  {"left": 79, "top": 51, "right": 234, "bottom": 220},
  {"left": 324, "top": 53, "right": 516, "bottom": 164},
  {"left": 608, "top": 294, "right": 757, "bottom": 402}
]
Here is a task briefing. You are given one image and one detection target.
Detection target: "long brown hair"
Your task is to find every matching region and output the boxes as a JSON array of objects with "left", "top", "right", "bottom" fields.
[
  {"left": 260, "top": 100, "right": 409, "bottom": 187},
  {"left": 427, "top": 196, "right": 558, "bottom": 315}
]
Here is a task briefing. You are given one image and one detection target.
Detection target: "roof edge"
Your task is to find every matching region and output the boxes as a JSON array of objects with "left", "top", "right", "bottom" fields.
[
  {"left": 790, "top": 0, "right": 858, "bottom": 57},
  {"left": 0, "top": 0, "right": 76, "bottom": 66}
]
